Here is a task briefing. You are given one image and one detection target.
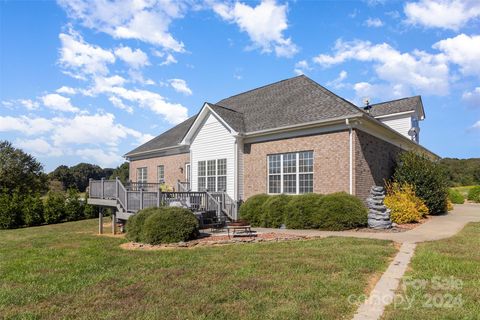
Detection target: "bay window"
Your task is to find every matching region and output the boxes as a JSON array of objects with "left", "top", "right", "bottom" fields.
[{"left": 267, "top": 151, "right": 313, "bottom": 194}]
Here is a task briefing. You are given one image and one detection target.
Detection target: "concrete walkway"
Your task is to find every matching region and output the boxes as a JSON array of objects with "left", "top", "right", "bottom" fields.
[
  {"left": 253, "top": 204, "right": 480, "bottom": 320},
  {"left": 253, "top": 203, "right": 480, "bottom": 244}
]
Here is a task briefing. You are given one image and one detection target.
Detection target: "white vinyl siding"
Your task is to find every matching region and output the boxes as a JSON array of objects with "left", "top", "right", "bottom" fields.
[
  {"left": 191, "top": 113, "right": 236, "bottom": 199},
  {"left": 378, "top": 115, "right": 413, "bottom": 140},
  {"left": 267, "top": 151, "right": 314, "bottom": 194}
]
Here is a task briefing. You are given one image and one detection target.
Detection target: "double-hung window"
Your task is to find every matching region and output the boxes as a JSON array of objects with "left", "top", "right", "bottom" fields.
[
  {"left": 267, "top": 151, "right": 313, "bottom": 194},
  {"left": 157, "top": 165, "right": 165, "bottom": 184},
  {"left": 197, "top": 159, "right": 227, "bottom": 192},
  {"left": 137, "top": 167, "right": 148, "bottom": 185}
]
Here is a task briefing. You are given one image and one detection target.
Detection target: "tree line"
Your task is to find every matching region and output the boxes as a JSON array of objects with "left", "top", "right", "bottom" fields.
[{"left": 439, "top": 158, "right": 480, "bottom": 187}]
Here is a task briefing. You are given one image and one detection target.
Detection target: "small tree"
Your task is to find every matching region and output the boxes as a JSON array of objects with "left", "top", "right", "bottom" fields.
[
  {"left": 44, "top": 191, "right": 66, "bottom": 224},
  {"left": 22, "top": 193, "right": 44, "bottom": 227},
  {"left": 0, "top": 189, "right": 24, "bottom": 229},
  {"left": 110, "top": 162, "right": 129, "bottom": 184},
  {"left": 65, "top": 188, "right": 84, "bottom": 221},
  {"left": 83, "top": 192, "right": 96, "bottom": 218},
  {"left": 393, "top": 152, "right": 449, "bottom": 215}
]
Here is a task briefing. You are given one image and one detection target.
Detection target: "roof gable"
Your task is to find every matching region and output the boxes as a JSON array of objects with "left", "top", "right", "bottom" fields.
[{"left": 368, "top": 96, "right": 425, "bottom": 119}]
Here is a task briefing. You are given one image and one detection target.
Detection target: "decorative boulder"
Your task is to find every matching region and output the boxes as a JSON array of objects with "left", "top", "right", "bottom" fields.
[{"left": 367, "top": 186, "right": 392, "bottom": 229}]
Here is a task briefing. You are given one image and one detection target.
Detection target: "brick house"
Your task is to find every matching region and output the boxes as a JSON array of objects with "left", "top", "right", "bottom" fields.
[{"left": 125, "top": 75, "right": 437, "bottom": 205}]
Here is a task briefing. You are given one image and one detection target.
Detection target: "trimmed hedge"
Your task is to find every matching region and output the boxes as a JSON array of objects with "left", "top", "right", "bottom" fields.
[
  {"left": 448, "top": 189, "right": 465, "bottom": 204},
  {"left": 126, "top": 207, "right": 159, "bottom": 242},
  {"left": 261, "top": 194, "right": 292, "bottom": 228},
  {"left": 143, "top": 207, "right": 199, "bottom": 244},
  {"left": 285, "top": 193, "right": 324, "bottom": 229},
  {"left": 311, "top": 192, "right": 368, "bottom": 231},
  {"left": 238, "top": 194, "right": 270, "bottom": 227},
  {"left": 393, "top": 152, "right": 449, "bottom": 215},
  {"left": 467, "top": 186, "right": 480, "bottom": 203}
]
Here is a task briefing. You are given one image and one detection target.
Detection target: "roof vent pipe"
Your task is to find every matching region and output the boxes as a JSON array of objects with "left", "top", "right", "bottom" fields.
[{"left": 362, "top": 97, "right": 371, "bottom": 112}]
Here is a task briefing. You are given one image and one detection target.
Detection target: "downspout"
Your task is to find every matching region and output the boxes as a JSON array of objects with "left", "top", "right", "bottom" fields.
[{"left": 346, "top": 119, "right": 353, "bottom": 195}]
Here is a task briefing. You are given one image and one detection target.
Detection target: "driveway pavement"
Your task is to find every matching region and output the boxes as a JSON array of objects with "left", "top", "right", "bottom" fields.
[{"left": 253, "top": 203, "right": 480, "bottom": 244}]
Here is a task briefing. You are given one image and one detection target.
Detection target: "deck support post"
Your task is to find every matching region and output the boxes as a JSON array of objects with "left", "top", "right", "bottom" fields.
[
  {"left": 98, "top": 207, "right": 103, "bottom": 234},
  {"left": 111, "top": 212, "right": 116, "bottom": 235}
]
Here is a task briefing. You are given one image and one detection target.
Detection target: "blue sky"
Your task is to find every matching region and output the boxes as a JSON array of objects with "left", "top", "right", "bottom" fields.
[{"left": 1, "top": 0, "right": 479, "bottom": 172}]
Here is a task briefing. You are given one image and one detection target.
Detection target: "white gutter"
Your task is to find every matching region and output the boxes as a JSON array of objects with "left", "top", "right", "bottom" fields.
[{"left": 346, "top": 118, "right": 353, "bottom": 195}]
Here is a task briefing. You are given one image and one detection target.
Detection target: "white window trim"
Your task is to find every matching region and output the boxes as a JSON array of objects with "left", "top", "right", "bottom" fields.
[
  {"left": 198, "top": 159, "right": 227, "bottom": 192},
  {"left": 267, "top": 151, "right": 314, "bottom": 195},
  {"left": 137, "top": 167, "right": 148, "bottom": 184},
  {"left": 157, "top": 165, "right": 165, "bottom": 184}
]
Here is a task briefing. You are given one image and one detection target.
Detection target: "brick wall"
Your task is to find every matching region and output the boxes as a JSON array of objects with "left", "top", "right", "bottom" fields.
[
  {"left": 243, "top": 131, "right": 350, "bottom": 200},
  {"left": 354, "top": 129, "right": 402, "bottom": 200},
  {"left": 129, "top": 153, "right": 190, "bottom": 189}
]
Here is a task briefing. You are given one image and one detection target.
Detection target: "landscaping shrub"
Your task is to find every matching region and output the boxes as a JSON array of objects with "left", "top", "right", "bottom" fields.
[
  {"left": 261, "top": 194, "right": 292, "bottom": 228},
  {"left": 394, "top": 152, "right": 449, "bottom": 215},
  {"left": 0, "top": 189, "right": 24, "bottom": 229},
  {"left": 22, "top": 194, "right": 44, "bottom": 227},
  {"left": 239, "top": 194, "right": 270, "bottom": 227},
  {"left": 384, "top": 182, "right": 428, "bottom": 224},
  {"left": 126, "top": 207, "right": 160, "bottom": 242},
  {"left": 65, "top": 188, "right": 84, "bottom": 221},
  {"left": 448, "top": 189, "right": 465, "bottom": 204},
  {"left": 285, "top": 193, "right": 324, "bottom": 229},
  {"left": 311, "top": 192, "right": 367, "bottom": 231},
  {"left": 143, "top": 207, "right": 199, "bottom": 244},
  {"left": 43, "top": 191, "right": 66, "bottom": 224},
  {"left": 467, "top": 186, "right": 480, "bottom": 203},
  {"left": 83, "top": 192, "right": 96, "bottom": 219},
  {"left": 447, "top": 200, "right": 454, "bottom": 211}
]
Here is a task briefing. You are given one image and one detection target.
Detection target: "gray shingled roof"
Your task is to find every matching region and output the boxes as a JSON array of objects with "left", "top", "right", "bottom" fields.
[
  {"left": 215, "top": 75, "right": 363, "bottom": 132},
  {"left": 368, "top": 96, "right": 423, "bottom": 117},
  {"left": 208, "top": 103, "right": 245, "bottom": 132},
  {"left": 126, "top": 75, "right": 424, "bottom": 157},
  {"left": 125, "top": 116, "right": 195, "bottom": 156}
]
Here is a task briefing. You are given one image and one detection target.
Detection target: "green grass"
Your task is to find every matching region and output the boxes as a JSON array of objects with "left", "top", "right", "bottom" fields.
[
  {"left": 0, "top": 219, "right": 396, "bottom": 320},
  {"left": 451, "top": 186, "right": 476, "bottom": 198},
  {"left": 383, "top": 222, "right": 480, "bottom": 319}
]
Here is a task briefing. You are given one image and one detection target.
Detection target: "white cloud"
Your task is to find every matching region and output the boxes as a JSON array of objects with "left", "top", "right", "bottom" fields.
[
  {"left": 59, "top": 29, "right": 115, "bottom": 77},
  {"left": 169, "top": 78, "right": 192, "bottom": 95},
  {"left": 433, "top": 34, "right": 480, "bottom": 77},
  {"left": 75, "top": 148, "right": 124, "bottom": 168},
  {"left": 293, "top": 60, "right": 311, "bottom": 75},
  {"left": 462, "top": 87, "right": 480, "bottom": 107},
  {"left": 365, "top": 17, "right": 384, "bottom": 27},
  {"left": 114, "top": 46, "right": 149, "bottom": 69},
  {"left": 327, "top": 70, "right": 348, "bottom": 89},
  {"left": 90, "top": 75, "right": 188, "bottom": 124},
  {"left": 58, "top": 0, "right": 186, "bottom": 52},
  {"left": 56, "top": 86, "right": 77, "bottom": 95},
  {"left": 313, "top": 39, "right": 449, "bottom": 96},
  {"left": 212, "top": 0, "right": 298, "bottom": 57},
  {"left": 353, "top": 82, "right": 410, "bottom": 102},
  {"left": 404, "top": 0, "right": 480, "bottom": 30},
  {"left": 41, "top": 93, "right": 80, "bottom": 113},
  {"left": 0, "top": 115, "right": 56, "bottom": 135},
  {"left": 15, "top": 138, "right": 63, "bottom": 157},
  {"left": 108, "top": 96, "right": 133, "bottom": 113},
  {"left": 472, "top": 120, "right": 480, "bottom": 130},
  {"left": 161, "top": 53, "right": 178, "bottom": 66}
]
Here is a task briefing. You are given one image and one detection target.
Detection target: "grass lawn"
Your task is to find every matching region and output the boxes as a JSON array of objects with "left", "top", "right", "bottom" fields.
[
  {"left": 451, "top": 185, "right": 477, "bottom": 198},
  {"left": 0, "top": 219, "right": 396, "bottom": 320},
  {"left": 383, "top": 222, "right": 480, "bottom": 319}
]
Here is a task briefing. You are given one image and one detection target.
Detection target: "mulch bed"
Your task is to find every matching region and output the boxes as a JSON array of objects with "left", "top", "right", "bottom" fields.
[
  {"left": 355, "top": 217, "right": 429, "bottom": 233},
  {"left": 121, "top": 232, "right": 320, "bottom": 250}
]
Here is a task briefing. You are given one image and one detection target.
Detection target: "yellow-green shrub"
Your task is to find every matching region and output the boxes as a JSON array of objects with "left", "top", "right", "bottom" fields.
[{"left": 384, "top": 182, "right": 429, "bottom": 224}]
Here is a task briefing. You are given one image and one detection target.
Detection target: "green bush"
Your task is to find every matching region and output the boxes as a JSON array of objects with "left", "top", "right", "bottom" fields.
[
  {"left": 22, "top": 194, "right": 44, "bottom": 227},
  {"left": 0, "top": 189, "right": 24, "bottom": 229},
  {"left": 83, "top": 192, "right": 96, "bottom": 219},
  {"left": 394, "top": 152, "right": 449, "bottom": 215},
  {"left": 448, "top": 189, "right": 465, "bottom": 204},
  {"left": 143, "top": 207, "right": 199, "bottom": 244},
  {"left": 261, "top": 194, "right": 292, "bottom": 228},
  {"left": 43, "top": 191, "right": 66, "bottom": 224},
  {"left": 65, "top": 188, "right": 84, "bottom": 221},
  {"left": 467, "top": 186, "right": 480, "bottom": 203},
  {"left": 239, "top": 194, "right": 270, "bottom": 227},
  {"left": 285, "top": 193, "right": 324, "bottom": 229},
  {"left": 311, "top": 192, "right": 367, "bottom": 231},
  {"left": 126, "top": 207, "right": 160, "bottom": 242}
]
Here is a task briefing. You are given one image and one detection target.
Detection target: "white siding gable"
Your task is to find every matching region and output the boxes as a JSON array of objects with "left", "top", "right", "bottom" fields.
[
  {"left": 377, "top": 113, "right": 420, "bottom": 143},
  {"left": 190, "top": 112, "right": 236, "bottom": 199}
]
